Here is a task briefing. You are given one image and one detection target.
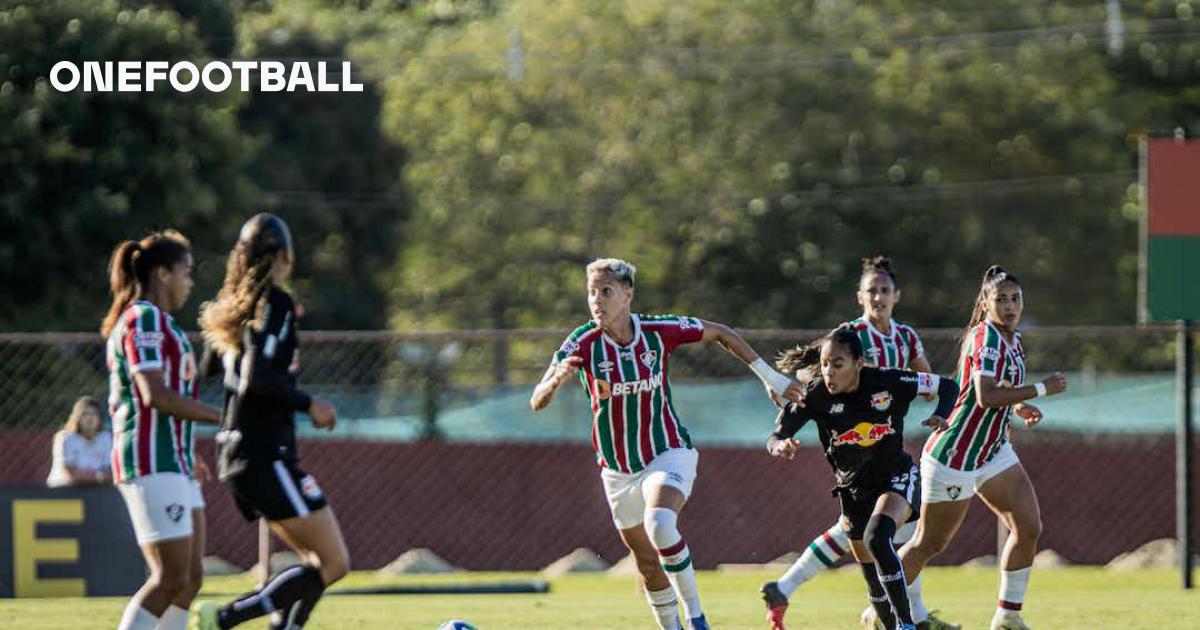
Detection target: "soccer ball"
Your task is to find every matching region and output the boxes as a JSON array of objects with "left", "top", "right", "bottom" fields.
[{"left": 436, "top": 622, "right": 478, "bottom": 630}]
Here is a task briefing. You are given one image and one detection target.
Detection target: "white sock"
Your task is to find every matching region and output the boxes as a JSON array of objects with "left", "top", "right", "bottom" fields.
[
  {"left": 777, "top": 523, "right": 849, "bottom": 597},
  {"left": 117, "top": 604, "right": 160, "bottom": 630},
  {"left": 645, "top": 585, "right": 681, "bottom": 630},
  {"left": 155, "top": 605, "right": 188, "bottom": 630},
  {"left": 998, "top": 566, "right": 1032, "bottom": 613},
  {"left": 646, "top": 507, "right": 702, "bottom": 622},
  {"left": 907, "top": 573, "right": 928, "bottom": 622}
]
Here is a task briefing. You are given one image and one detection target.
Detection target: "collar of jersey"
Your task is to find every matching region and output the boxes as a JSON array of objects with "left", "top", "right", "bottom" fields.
[{"left": 601, "top": 313, "right": 644, "bottom": 351}]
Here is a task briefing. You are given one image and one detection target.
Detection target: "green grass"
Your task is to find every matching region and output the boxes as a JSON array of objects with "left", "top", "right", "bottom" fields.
[{"left": 1, "top": 567, "right": 1197, "bottom": 629}]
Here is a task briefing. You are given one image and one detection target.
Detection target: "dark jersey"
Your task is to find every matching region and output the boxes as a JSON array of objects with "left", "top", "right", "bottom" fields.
[
  {"left": 770, "top": 367, "right": 944, "bottom": 499},
  {"left": 215, "top": 286, "right": 312, "bottom": 479}
]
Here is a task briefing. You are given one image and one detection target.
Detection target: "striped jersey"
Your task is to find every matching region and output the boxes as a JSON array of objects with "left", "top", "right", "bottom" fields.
[
  {"left": 923, "top": 321, "right": 1026, "bottom": 471},
  {"left": 106, "top": 301, "right": 198, "bottom": 482},
  {"left": 848, "top": 317, "right": 924, "bottom": 369},
  {"left": 553, "top": 314, "right": 704, "bottom": 473}
]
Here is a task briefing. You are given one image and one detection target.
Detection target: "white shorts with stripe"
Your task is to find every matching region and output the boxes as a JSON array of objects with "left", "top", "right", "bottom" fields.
[
  {"left": 920, "top": 441, "right": 1020, "bottom": 503},
  {"left": 600, "top": 448, "right": 698, "bottom": 530}
]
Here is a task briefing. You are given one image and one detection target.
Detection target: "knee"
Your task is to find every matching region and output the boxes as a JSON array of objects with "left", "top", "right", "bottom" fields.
[
  {"left": 1013, "top": 514, "right": 1043, "bottom": 544},
  {"left": 864, "top": 517, "right": 895, "bottom": 560},
  {"left": 643, "top": 507, "right": 679, "bottom": 548},
  {"left": 154, "top": 569, "right": 188, "bottom": 599},
  {"left": 318, "top": 549, "right": 350, "bottom": 585}
]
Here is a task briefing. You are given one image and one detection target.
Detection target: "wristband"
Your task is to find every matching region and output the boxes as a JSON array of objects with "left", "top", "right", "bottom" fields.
[
  {"left": 750, "top": 357, "right": 793, "bottom": 395},
  {"left": 1033, "top": 382, "right": 1047, "bottom": 398}
]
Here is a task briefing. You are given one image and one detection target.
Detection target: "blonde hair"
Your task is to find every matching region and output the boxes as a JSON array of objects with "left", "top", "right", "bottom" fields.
[
  {"left": 586, "top": 258, "right": 637, "bottom": 287},
  {"left": 64, "top": 396, "right": 103, "bottom": 435}
]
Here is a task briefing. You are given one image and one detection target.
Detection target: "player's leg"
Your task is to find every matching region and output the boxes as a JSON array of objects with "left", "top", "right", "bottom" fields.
[
  {"left": 159, "top": 507, "right": 205, "bottom": 630},
  {"left": 121, "top": 537, "right": 194, "bottom": 630},
  {"left": 643, "top": 448, "right": 706, "bottom": 630},
  {"left": 193, "top": 466, "right": 344, "bottom": 630},
  {"left": 865, "top": 490, "right": 917, "bottom": 629},
  {"left": 775, "top": 518, "right": 852, "bottom": 596},
  {"left": 842, "top": 492, "right": 896, "bottom": 630},
  {"left": 975, "top": 456, "right": 1040, "bottom": 630},
  {"left": 619, "top": 524, "right": 680, "bottom": 630},
  {"left": 607, "top": 466, "right": 680, "bottom": 630},
  {"left": 118, "top": 473, "right": 195, "bottom": 630},
  {"left": 762, "top": 517, "right": 850, "bottom": 629},
  {"left": 900, "top": 455, "right": 973, "bottom": 581}
]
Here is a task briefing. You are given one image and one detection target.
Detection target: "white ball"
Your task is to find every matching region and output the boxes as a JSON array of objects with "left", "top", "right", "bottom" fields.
[{"left": 436, "top": 622, "right": 478, "bottom": 630}]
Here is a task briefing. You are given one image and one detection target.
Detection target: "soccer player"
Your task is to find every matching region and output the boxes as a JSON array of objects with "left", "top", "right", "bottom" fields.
[
  {"left": 899, "top": 266, "right": 1067, "bottom": 630},
  {"left": 530, "top": 258, "right": 804, "bottom": 630},
  {"left": 766, "top": 326, "right": 959, "bottom": 630},
  {"left": 760, "top": 256, "right": 957, "bottom": 629},
  {"left": 102, "top": 231, "right": 222, "bottom": 630},
  {"left": 191, "top": 214, "right": 347, "bottom": 630}
]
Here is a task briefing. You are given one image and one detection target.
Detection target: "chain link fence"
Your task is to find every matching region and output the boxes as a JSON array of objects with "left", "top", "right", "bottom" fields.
[{"left": 0, "top": 325, "right": 1195, "bottom": 570}]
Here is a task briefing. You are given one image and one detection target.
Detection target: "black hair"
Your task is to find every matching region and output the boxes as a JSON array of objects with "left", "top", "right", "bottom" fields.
[
  {"left": 775, "top": 324, "right": 864, "bottom": 378},
  {"left": 957, "top": 264, "right": 1023, "bottom": 370},
  {"left": 860, "top": 254, "right": 897, "bottom": 287}
]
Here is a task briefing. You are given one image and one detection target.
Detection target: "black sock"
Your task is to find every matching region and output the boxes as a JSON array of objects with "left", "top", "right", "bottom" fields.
[
  {"left": 859, "top": 562, "right": 897, "bottom": 628},
  {"left": 269, "top": 576, "right": 326, "bottom": 630},
  {"left": 866, "top": 514, "right": 913, "bottom": 626},
  {"left": 218, "top": 565, "right": 323, "bottom": 629}
]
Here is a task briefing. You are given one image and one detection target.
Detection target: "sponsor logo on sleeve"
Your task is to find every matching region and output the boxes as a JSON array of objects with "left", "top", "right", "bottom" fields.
[
  {"left": 300, "top": 475, "right": 324, "bottom": 501},
  {"left": 979, "top": 346, "right": 1001, "bottom": 362},
  {"left": 678, "top": 317, "right": 701, "bottom": 331},
  {"left": 133, "top": 331, "right": 163, "bottom": 350},
  {"left": 559, "top": 338, "right": 581, "bottom": 356}
]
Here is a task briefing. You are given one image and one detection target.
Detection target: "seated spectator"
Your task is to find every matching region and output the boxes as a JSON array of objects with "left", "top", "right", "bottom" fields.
[{"left": 47, "top": 396, "right": 112, "bottom": 487}]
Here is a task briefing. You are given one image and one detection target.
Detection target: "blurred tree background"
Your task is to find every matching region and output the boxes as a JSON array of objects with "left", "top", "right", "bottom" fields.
[{"left": 3, "top": 0, "right": 1199, "bottom": 333}]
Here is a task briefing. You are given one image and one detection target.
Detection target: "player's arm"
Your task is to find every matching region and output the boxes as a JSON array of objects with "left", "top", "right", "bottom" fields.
[
  {"left": 698, "top": 319, "right": 805, "bottom": 405},
  {"left": 910, "top": 355, "right": 933, "bottom": 373},
  {"left": 132, "top": 369, "right": 221, "bottom": 423},
  {"left": 530, "top": 356, "right": 582, "bottom": 411},
  {"left": 973, "top": 372, "right": 1067, "bottom": 409},
  {"left": 235, "top": 296, "right": 337, "bottom": 430},
  {"left": 767, "top": 403, "right": 810, "bottom": 460},
  {"left": 908, "top": 372, "right": 959, "bottom": 430}
]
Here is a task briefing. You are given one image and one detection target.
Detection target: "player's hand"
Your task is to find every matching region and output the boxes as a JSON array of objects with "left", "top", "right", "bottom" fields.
[
  {"left": 765, "top": 384, "right": 783, "bottom": 408},
  {"left": 1015, "top": 403, "right": 1043, "bottom": 427},
  {"left": 921, "top": 415, "right": 949, "bottom": 431},
  {"left": 1041, "top": 372, "right": 1067, "bottom": 396},
  {"left": 309, "top": 398, "right": 338, "bottom": 431},
  {"left": 769, "top": 438, "right": 801, "bottom": 460},
  {"left": 553, "top": 356, "right": 584, "bottom": 386},
  {"left": 780, "top": 381, "right": 806, "bottom": 406},
  {"left": 193, "top": 457, "right": 213, "bottom": 483}
]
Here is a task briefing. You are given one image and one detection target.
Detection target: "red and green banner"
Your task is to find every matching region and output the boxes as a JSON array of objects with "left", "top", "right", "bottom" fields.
[{"left": 1142, "top": 137, "right": 1200, "bottom": 322}]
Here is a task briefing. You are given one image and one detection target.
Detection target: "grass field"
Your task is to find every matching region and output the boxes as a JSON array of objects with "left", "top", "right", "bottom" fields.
[{"left": 1, "top": 567, "right": 1196, "bottom": 629}]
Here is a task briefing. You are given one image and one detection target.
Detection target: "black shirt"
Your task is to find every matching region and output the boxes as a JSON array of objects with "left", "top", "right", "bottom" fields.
[
  {"left": 216, "top": 286, "right": 312, "bottom": 479},
  {"left": 770, "top": 367, "right": 951, "bottom": 499}
]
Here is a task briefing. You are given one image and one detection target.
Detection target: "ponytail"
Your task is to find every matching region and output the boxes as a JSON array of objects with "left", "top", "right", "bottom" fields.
[
  {"left": 100, "top": 231, "right": 192, "bottom": 338},
  {"left": 776, "top": 324, "right": 864, "bottom": 379}
]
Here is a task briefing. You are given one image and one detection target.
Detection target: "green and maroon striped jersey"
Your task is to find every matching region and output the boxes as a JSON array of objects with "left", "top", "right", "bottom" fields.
[
  {"left": 106, "top": 301, "right": 198, "bottom": 483},
  {"left": 553, "top": 314, "right": 704, "bottom": 473},
  {"left": 923, "top": 320, "right": 1026, "bottom": 471},
  {"left": 848, "top": 317, "right": 924, "bottom": 369}
]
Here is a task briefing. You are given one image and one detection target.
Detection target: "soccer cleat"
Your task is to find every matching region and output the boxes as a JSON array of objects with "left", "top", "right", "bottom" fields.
[
  {"left": 990, "top": 610, "right": 1032, "bottom": 630},
  {"left": 689, "top": 614, "right": 711, "bottom": 630},
  {"left": 919, "top": 610, "right": 962, "bottom": 630},
  {"left": 188, "top": 601, "right": 219, "bottom": 630},
  {"left": 859, "top": 605, "right": 886, "bottom": 630},
  {"left": 759, "top": 581, "right": 788, "bottom": 630}
]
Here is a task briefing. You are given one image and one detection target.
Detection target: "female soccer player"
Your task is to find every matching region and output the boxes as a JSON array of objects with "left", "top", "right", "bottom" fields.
[
  {"left": 761, "top": 255, "right": 956, "bottom": 630},
  {"left": 191, "top": 214, "right": 347, "bottom": 630},
  {"left": 899, "top": 266, "right": 1067, "bottom": 630},
  {"left": 767, "top": 325, "right": 959, "bottom": 630},
  {"left": 530, "top": 258, "right": 804, "bottom": 630},
  {"left": 102, "top": 231, "right": 222, "bottom": 630}
]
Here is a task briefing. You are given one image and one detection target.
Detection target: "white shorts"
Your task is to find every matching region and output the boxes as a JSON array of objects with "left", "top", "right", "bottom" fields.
[
  {"left": 920, "top": 441, "right": 1020, "bottom": 504},
  {"left": 188, "top": 478, "right": 206, "bottom": 511},
  {"left": 600, "top": 448, "right": 698, "bottom": 530},
  {"left": 117, "top": 472, "right": 195, "bottom": 544}
]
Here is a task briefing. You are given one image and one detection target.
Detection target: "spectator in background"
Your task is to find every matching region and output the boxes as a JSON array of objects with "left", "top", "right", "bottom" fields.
[{"left": 47, "top": 395, "right": 113, "bottom": 487}]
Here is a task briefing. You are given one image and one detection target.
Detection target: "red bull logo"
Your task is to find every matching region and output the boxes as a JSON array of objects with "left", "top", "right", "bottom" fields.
[{"left": 831, "top": 417, "right": 895, "bottom": 447}]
